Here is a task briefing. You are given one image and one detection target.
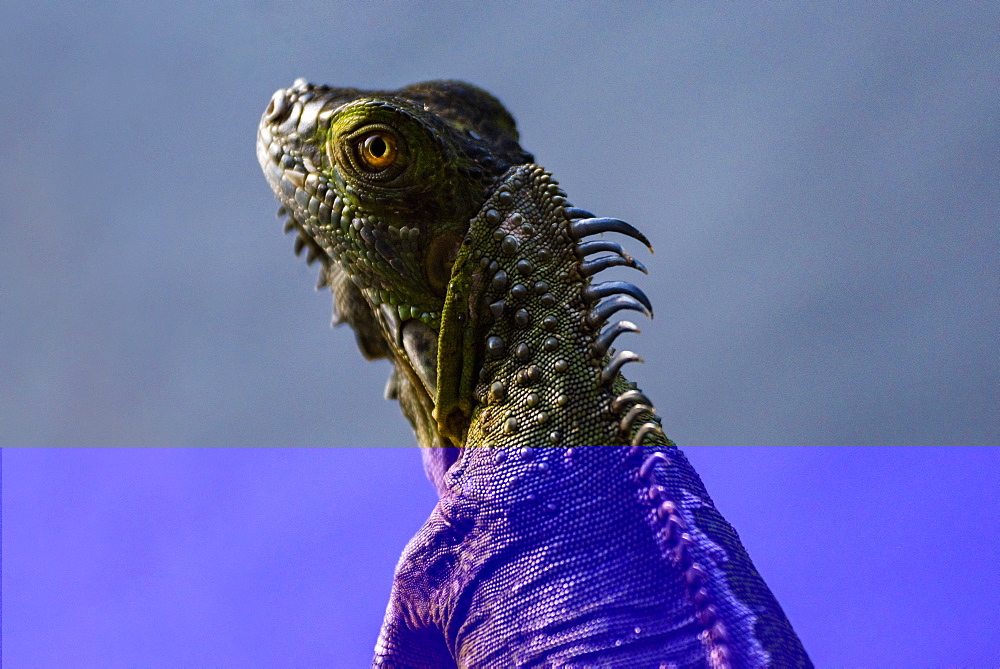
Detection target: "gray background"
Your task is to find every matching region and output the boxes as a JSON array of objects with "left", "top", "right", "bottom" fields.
[{"left": 2, "top": 2, "right": 998, "bottom": 666}]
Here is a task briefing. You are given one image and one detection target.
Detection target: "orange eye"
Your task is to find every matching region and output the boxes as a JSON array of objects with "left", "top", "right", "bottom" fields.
[{"left": 358, "top": 131, "right": 397, "bottom": 171}]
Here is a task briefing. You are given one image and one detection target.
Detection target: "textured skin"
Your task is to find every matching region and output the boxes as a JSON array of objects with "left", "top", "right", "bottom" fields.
[{"left": 258, "top": 79, "right": 811, "bottom": 667}]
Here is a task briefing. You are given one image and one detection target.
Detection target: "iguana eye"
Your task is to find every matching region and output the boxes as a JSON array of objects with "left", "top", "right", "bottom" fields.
[{"left": 357, "top": 131, "right": 398, "bottom": 172}]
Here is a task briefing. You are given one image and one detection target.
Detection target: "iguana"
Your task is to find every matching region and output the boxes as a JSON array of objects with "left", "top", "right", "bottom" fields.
[{"left": 257, "top": 79, "right": 811, "bottom": 668}]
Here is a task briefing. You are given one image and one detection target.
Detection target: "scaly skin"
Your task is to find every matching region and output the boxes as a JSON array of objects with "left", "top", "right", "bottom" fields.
[{"left": 258, "top": 79, "right": 811, "bottom": 667}]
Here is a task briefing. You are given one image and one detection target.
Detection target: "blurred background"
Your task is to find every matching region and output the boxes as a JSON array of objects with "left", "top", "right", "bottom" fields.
[{"left": 2, "top": 2, "right": 997, "bottom": 665}]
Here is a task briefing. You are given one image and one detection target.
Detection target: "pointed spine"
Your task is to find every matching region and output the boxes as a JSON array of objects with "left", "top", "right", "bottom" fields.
[
  {"left": 582, "top": 281, "right": 653, "bottom": 315},
  {"left": 600, "top": 350, "right": 643, "bottom": 385},
  {"left": 587, "top": 295, "right": 652, "bottom": 328},
  {"left": 620, "top": 403, "right": 655, "bottom": 436},
  {"left": 611, "top": 389, "right": 652, "bottom": 413},
  {"left": 593, "top": 320, "right": 641, "bottom": 357},
  {"left": 575, "top": 239, "right": 635, "bottom": 261},
  {"left": 579, "top": 254, "right": 647, "bottom": 277},
  {"left": 563, "top": 207, "right": 596, "bottom": 220},
  {"left": 568, "top": 217, "right": 652, "bottom": 251}
]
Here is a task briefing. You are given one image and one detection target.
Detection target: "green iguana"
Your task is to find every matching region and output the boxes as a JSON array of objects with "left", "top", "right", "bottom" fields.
[{"left": 257, "top": 78, "right": 811, "bottom": 668}]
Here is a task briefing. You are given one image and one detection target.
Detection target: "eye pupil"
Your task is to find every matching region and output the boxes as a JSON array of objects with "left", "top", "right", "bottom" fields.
[{"left": 359, "top": 132, "right": 397, "bottom": 171}]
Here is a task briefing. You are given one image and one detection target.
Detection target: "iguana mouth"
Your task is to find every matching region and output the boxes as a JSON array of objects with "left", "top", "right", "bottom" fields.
[
  {"left": 379, "top": 300, "right": 439, "bottom": 400},
  {"left": 399, "top": 318, "right": 439, "bottom": 395}
]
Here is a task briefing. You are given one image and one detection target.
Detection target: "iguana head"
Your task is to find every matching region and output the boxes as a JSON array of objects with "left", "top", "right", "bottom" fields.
[{"left": 257, "top": 79, "right": 533, "bottom": 329}]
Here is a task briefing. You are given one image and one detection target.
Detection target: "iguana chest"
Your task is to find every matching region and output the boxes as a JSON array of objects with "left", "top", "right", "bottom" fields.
[{"left": 401, "top": 447, "right": 721, "bottom": 667}]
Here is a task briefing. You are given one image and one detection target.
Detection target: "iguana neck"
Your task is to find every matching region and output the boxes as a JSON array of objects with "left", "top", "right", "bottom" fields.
[{"left": 435, "top": 164, "right": 659, "bottom": 453}]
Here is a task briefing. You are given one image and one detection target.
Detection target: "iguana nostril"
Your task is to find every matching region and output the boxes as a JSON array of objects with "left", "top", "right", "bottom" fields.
[{"left": 265, "top": 90, "right": 290, "bottom": 123}]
